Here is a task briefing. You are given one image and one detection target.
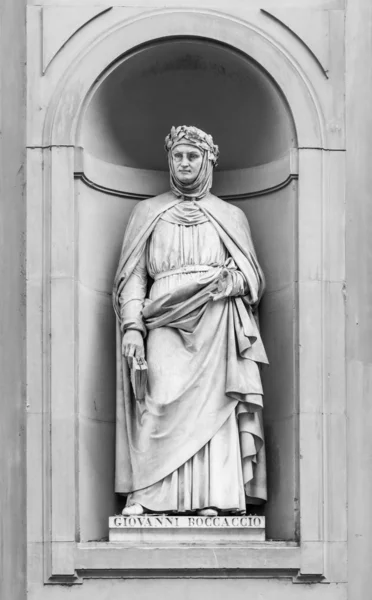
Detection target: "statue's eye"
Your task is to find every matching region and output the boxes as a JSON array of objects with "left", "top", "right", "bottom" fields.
[{"left": 189, "top": 154, "right": 200, "bottom": 160}]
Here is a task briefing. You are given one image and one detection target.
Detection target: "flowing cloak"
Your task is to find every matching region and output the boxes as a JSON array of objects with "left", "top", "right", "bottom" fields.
[{"left": 113, "top": 191, "right": 269, "bottom": 500}]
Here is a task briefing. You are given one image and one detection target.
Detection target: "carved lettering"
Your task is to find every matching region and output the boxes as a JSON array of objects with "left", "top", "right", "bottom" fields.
[{"left": 109, "top": 515, "right": 265, "bottom": 529}]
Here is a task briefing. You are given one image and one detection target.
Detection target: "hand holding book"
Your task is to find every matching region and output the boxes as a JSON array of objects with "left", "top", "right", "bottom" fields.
[
  {"left": 130, "top": 356, "right": 148, "bottom": 401},
  {"left": 122, "top": 329, "right": 147, "bottom": 401}
]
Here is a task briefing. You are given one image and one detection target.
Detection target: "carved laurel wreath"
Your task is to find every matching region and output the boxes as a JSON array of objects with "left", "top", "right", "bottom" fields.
[{"left": 165, "top": 125, "right": 220, "bottom": 166}]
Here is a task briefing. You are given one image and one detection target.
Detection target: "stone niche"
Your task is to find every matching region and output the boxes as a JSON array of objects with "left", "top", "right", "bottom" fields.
[{"left": 76, "top": 37, "right": 298, "bottom": 543}]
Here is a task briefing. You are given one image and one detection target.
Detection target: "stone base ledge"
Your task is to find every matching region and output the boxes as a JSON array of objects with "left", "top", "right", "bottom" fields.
[{"left": 109, "top": 514, "right": 265, "bottom": 543}]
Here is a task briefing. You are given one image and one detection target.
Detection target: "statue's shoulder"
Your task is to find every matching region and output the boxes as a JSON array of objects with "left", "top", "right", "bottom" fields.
[
  {"left": 204, "top": 193, "right": 248, "bottom": 222},
  {"left": 130, "top": 191, "right": 175, "bottom": 220}
]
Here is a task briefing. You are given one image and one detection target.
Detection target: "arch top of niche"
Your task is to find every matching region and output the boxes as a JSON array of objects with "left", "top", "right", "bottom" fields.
[
  {"left": 44, "top": 9, "right": 327, "bottom": 150},
  {"left": 33, "top": 5, "right": 347, "bottom": 586}
]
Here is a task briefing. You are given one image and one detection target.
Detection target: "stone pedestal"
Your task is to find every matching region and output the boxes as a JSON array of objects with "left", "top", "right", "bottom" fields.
[{"left": 109, "top": 515, "right": 265, "bottom": 543}]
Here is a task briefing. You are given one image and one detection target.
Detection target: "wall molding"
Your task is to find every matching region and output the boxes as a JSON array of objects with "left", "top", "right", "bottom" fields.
[
  {"left": 261, "top": 10, "right": 329, "bottom": 79},
  {"left": 73, "top": 542, "right": 302, "bottom": 581},
  {"left": 26, "top": 7, "right": 347, "bottom": 591},
  {"left": 42, "top": 7, "right": 113, "bottom": 73},
  {"left": 74, "top": 149, "right": 298, "bottom": 201}
]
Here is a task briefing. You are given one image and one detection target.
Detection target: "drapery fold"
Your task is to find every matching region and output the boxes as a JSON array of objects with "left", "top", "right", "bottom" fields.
[{"left": 114, "top": 192, "right": 268, "bottom": 504}]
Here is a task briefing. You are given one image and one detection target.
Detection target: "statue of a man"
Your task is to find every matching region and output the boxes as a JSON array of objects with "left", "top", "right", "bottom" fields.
[{"left": 113, "top": 126, "right": 268, "bottom": 516}]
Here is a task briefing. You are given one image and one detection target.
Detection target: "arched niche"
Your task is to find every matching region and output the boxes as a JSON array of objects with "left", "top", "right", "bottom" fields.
[
  {"left": 81, "top": 39, "right": 295, "bottom": 171},
  {"left": 75, "top": 36, "right": 298, "bottom": 543},
  {"left": 38, "top": 10, "right": 333, "bottom": 581}
]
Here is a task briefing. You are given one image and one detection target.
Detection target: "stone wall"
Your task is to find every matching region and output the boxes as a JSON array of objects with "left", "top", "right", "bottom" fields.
[
  {"left": 2, "top": 0, "right": 372, "bottom": 598},
  {"left": 26, "top": 1, "right": 347, "bottom": 594},
  {"left": 345, "top": 1, "right": 372, "bottom": 598},
  {"left": 0, "top": 2, "right": 27, "bottom": 600}
]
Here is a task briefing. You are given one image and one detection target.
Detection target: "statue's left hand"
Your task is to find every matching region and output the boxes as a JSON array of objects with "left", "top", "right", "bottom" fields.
[
  {"left": 210, "top": 268, "right": 234, "bottom": 301},
  {"left": 122, "top": 329, "right": 145, "bottom": 368}
]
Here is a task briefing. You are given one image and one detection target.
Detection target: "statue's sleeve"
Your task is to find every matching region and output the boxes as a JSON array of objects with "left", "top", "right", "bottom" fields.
[
  {"left": 118, "top": 246, "right": 147, "bottom": 337},
  {"left": 223, "top": 257, "right": 249, "bottom": 298},
  {"left": 232, "top": 270, "right": 249, "bottom": 297}
]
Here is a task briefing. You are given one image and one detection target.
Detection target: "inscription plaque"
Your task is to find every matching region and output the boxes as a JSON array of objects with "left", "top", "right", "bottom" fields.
[{"left": 109, "top": 515, "right": 265, "bottom": 543}]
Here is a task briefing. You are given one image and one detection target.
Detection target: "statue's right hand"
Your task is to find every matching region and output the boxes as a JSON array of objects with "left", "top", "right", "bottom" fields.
[{"left": 122, "top": 329, "right": 145, "bottom": 368}]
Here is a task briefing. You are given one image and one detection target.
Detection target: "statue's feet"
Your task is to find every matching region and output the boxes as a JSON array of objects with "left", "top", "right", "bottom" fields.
[
  {"left": 122, "top": 502, "right": 146, "bottom": 516},
  {"left": 197, "top": 507, "right": 219, "bottom": 516}
]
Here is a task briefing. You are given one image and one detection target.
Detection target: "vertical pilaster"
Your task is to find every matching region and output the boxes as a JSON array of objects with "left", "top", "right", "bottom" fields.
[
  {"left": 0, "top": 1, "right": 27, "bottom": 600},
  {"left": 345, "top": 2, "right": 372, "bottom": 598}
]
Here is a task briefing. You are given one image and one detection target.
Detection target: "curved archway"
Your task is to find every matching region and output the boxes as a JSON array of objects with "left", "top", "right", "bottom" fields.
[
  {"left": 75, "top": 33, "right": 298, "bottom": 542},
  {"left": 81, "top": 37, "right": 295, "bottom": 171},
  {"left": 44, "top": 10, "right": 326, "bottom": 148},
  {"left": 39, "top": 9, "right": 328, "bottom": 564}
]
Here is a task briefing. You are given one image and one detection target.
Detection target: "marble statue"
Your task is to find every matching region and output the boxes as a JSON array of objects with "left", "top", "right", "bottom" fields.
[{"left": 113, "top": 125, "right": 268, "bottom": 517}]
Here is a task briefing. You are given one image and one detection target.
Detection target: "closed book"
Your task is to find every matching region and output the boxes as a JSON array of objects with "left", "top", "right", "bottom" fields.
[{"left": 130, "top": 357, "right": 148, "bottom": 401}]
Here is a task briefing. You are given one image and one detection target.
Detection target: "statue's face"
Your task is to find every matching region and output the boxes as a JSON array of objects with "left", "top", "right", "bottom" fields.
[{"left": 171, "top": 144, "right": 203, "bottom": 183}]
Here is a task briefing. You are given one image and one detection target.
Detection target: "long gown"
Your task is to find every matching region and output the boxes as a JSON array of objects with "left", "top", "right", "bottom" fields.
[{"left": 119, "top": 200, "right": 265, "bottom": 512}]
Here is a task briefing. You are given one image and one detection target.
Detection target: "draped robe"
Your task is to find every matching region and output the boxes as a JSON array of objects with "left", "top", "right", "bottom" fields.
[{"left": 113, "top": 191, "right": 268, "bottom": 510}]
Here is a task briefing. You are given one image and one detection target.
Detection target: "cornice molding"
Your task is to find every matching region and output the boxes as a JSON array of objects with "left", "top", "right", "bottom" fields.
[{"left": 74, "top": 149, "right": 298, "bottom": 201}]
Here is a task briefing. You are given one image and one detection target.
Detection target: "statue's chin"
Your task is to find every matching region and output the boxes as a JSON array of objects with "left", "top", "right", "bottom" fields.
[{"left": 176, "top": 174, "right": 197, "bottom": 184}]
